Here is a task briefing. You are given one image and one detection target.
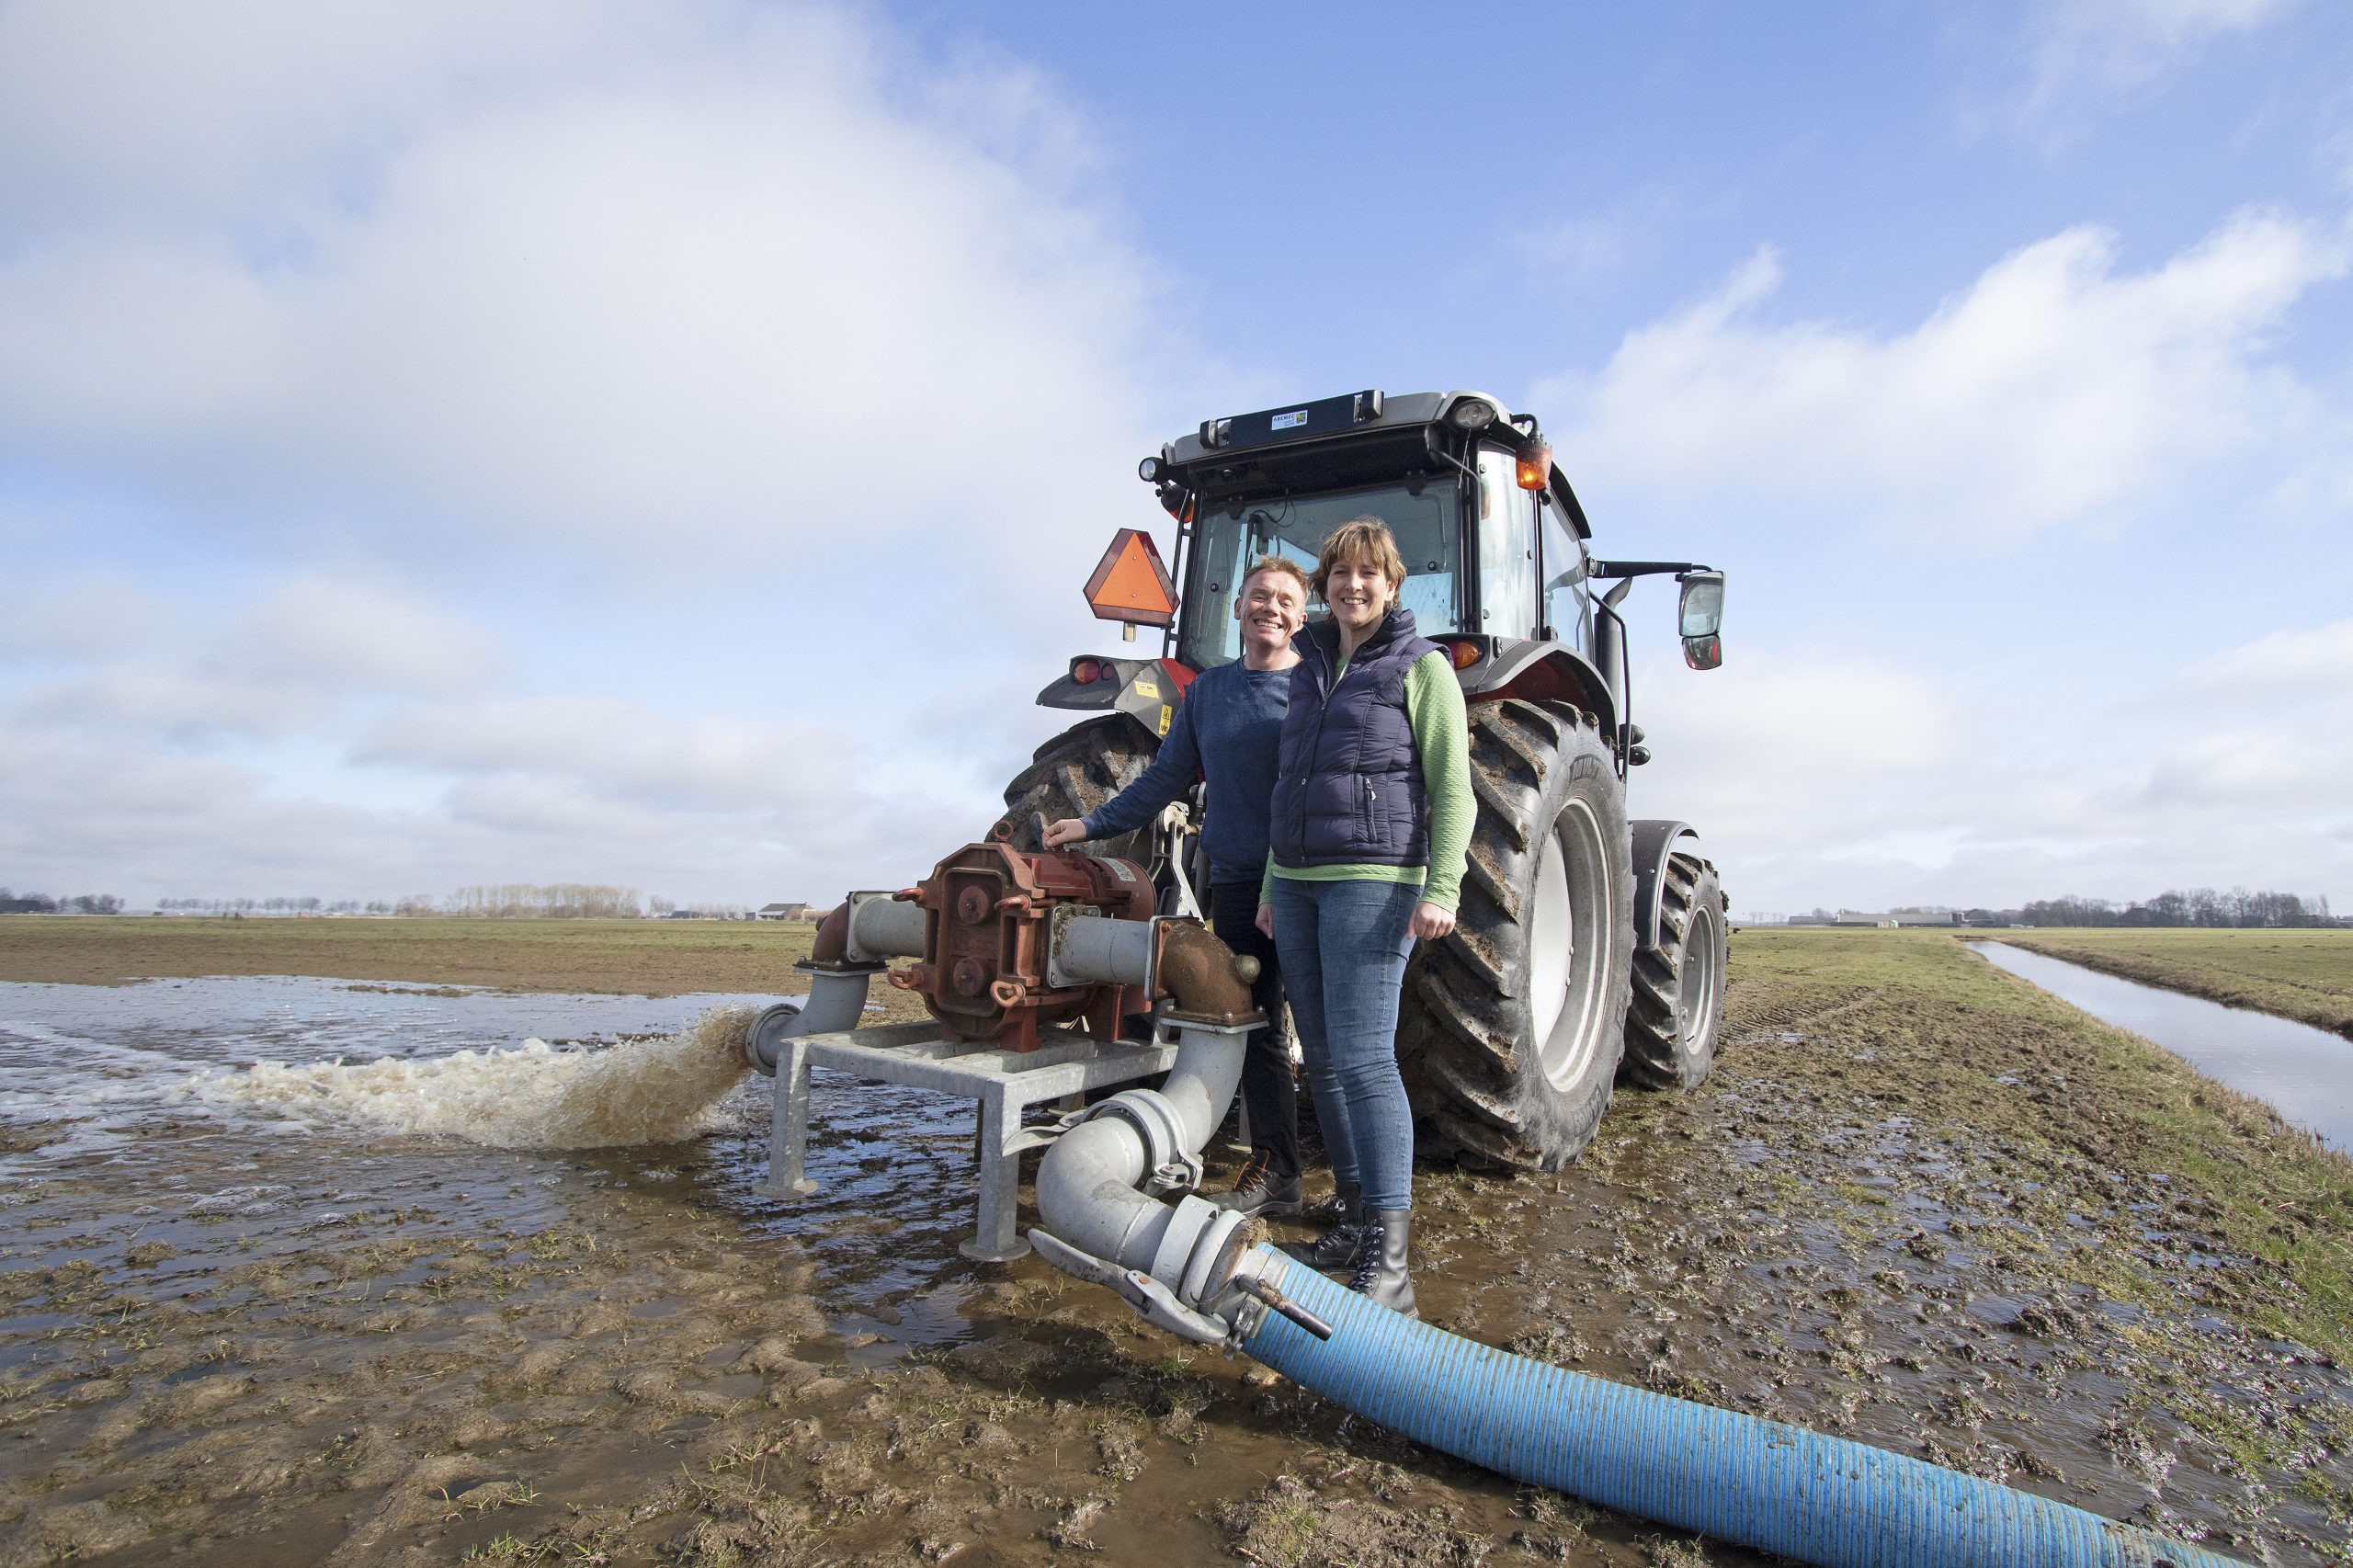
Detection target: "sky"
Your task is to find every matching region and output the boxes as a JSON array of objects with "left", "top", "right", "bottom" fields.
[{"left": 1, "top": 0, "right": 2347, "bottom": 918}]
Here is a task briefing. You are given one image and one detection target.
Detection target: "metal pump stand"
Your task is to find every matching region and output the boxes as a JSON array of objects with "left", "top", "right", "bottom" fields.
[{"left": 757, "top": 1014, "right": 1181, "bottom": 1263}]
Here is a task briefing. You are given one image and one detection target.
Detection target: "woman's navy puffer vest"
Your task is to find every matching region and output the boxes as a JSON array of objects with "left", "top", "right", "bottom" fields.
[{"left": 1269, "top": 607, "right": 1442, "bottom": 869}]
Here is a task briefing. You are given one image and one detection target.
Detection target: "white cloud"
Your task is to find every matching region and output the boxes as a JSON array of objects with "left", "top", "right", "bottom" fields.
[
  {"left": 1633, "top": 619, "right": 2353, "bottom": 915},
  {"left": 1540, "top": 210, "right": 2342, "bottom": 542},
  {"left": 2019, "top": 0, "right": 2302, "bottom": 113},
  {"left": 0, "top": 1, "right": 1195, "bottom": 907},
  {"left": 0, "top": 0, "right": 1169, "bottom": 569}
]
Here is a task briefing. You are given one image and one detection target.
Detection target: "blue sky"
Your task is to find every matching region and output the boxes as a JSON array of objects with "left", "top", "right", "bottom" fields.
[{"left": 0, "top": 0, "right": 2347, "bottom": 916}]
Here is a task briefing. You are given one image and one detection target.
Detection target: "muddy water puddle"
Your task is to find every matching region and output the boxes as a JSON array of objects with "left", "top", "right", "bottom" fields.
[{"left": 3, "top": 960, "right": 2349, "bottom": 1565}]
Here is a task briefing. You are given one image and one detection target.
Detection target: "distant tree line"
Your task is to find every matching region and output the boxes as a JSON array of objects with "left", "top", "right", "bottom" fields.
[
  {"left": 445, "top": 883, "right": 642, "bottom": 919},
  {"left": 0, "top": 889, "right": 123, "bottom": 915},
  {"left": 1982, "top": 888, "right": 2338, "bottom": 928},
  {"left": 155, "top": 896, "right": 436, "bottom": 916}
]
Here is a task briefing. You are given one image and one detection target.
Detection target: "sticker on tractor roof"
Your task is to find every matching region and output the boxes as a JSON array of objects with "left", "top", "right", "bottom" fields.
[{"left": 1271, "top": 409, "right": 1309, "bottom": 430}]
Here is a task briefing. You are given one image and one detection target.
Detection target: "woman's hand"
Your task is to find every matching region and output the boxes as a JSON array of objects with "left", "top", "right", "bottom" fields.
[
  {"left": 1409, "top": 901, "right": 1455, "bottom": 941},
  {"left": 1256, "top": 903, "right": 1276, "bottom": 939},
  {"left": 1040, "top": 817, "right": 1088, "bottom": 849}
]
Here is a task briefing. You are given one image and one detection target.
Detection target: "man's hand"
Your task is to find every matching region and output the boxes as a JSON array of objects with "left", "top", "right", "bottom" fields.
[
  {"left": 1041, "top": 818, "right": 1088, "bottom": 850},
  {"left": 1409, "top": 901, "right": 1455, "bottom": 941},
  {"left": 1256, "top": 903, "right": 1276, "bottom": 940}
]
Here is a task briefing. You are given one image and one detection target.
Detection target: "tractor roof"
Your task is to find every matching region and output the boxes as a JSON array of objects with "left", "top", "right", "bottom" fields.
[{"left": 1154, "top": 389, "right": 1592, "bottom": 539}]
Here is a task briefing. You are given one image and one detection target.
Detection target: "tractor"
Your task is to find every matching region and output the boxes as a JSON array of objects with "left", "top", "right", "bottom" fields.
[{"left": 1001, "top": 389, "right": 1729, "bottom": 1171}]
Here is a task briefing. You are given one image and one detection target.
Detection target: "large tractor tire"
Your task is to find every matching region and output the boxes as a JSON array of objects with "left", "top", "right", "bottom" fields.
[
  {"left": 999, "top": 714, "right": 1159, "bottom": 864},
  {"left": 1619, "top": 855, "right": 1726, "bottom": 1091},
  {"left": 1399, "top": 699, "right": 1634, "bottom": 1172}
]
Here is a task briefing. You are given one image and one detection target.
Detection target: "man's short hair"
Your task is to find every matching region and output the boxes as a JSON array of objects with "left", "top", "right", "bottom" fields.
[
  {"left": 1242, "top": 555, "right": 1310, "bottom": 598},
  {"left": 1310, "top": 517, "right": 1407, "bottom": 603}
]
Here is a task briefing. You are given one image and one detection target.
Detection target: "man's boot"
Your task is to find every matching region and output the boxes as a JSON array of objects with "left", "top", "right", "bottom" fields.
[
  {"left": 1347, "top": 1209, "right": 1416, "bottom": 1319},
  {"left": 1211, "top": 1151, "right": 1302, "bottom": 1218},
  {"left": 1282, "top": 1184, "right": 1366, "bottom": 1269}
]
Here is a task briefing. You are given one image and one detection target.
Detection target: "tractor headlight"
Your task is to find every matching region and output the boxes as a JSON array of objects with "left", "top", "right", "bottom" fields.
[{"left": 1448, "top": 398, "right": 1497, "bottom": 432}]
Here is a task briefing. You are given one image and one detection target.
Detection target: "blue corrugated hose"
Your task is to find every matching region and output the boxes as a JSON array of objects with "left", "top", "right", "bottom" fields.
[{"left": 1239, "top": 1246, "right": 2245, "bottom": 1568}]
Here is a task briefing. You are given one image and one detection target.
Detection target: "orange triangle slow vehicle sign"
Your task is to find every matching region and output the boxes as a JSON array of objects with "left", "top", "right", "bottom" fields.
[{"left": 1083, "top": 528, "right": 1178, "bottom": 628}]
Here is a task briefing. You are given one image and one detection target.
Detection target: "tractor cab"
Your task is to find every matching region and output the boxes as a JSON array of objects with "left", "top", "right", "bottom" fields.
[{"left": 1050, "top": 390, "right": 1724, "bottom": 768}]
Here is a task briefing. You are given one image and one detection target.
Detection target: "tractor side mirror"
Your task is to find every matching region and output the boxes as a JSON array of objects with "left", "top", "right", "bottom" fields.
[{"left": 1677, "top": 571, "right": 1724, "bottom": 671}]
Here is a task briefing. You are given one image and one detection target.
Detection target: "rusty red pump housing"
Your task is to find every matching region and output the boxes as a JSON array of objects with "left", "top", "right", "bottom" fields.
[{"left": 886, "top": 822, "right": 1157, "bottom": 1051}]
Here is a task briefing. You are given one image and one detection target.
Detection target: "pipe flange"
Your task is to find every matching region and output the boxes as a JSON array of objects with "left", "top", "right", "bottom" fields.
[
  {"left": 1086, "top": 1087, "right": 1184, "bottom": 1175},
  {"left": 1043, "top": 903, "right": 1106, "bottom": 991},
  {"left": 1147, "top": 1194, "right": 1220, "bottom": 1290},
  {"left": 743, "top": 999, "right": 804, "bottom": 1076},
  {"left": 1181, "top": 1207, "right": 1247, "bottom": 1307}
]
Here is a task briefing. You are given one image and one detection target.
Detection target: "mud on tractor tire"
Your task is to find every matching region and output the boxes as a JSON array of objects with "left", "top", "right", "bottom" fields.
[
  {"left": 1399, "top": 699, "right": 1634, "bottom": 1172},
  {"left": 1000, "top": 714, "right": 1159, "bottom": 867},
  {"left": 1620, "top": 854, "right": 1726, "bottom": 1091}
]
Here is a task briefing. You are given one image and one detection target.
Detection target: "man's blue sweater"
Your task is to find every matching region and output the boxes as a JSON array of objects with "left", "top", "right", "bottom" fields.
[{"left": 1079, "top": 658, "right": 1291, "bottom": 887}]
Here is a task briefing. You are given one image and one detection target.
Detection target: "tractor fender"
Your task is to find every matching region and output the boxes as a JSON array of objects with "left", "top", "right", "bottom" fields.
[
  {"left": 1630, "top": 820, "right": 1708, "bottom": 953},
  {"left": 1036, "top": 656, "right": 1193, "bottom": 741},
  {"left": 1461, "top": 642, "right": 1617, "bottom": 739}
]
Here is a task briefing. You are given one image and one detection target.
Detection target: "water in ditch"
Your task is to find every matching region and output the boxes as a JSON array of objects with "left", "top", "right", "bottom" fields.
[{"left": 1972, "top": 940, "right": 2353, "bottom": 1151}]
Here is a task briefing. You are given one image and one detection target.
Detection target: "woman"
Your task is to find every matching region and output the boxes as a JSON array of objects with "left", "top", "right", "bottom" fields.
[{"left": 1256, "top": 517, "right": 1471, "bottom": 1317}]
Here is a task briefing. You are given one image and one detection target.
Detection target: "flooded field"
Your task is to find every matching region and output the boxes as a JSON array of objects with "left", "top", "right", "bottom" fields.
[{"left": 3, "top": 932, "right": 2350, "bottom": 1566}]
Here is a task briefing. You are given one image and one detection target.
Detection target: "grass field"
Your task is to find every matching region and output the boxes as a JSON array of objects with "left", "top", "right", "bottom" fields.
[
  {"left": 0, "top": 914, "right": 827, "bottom": 994},
  {"left": 1985, "top": 927, "right": 2353, "bottom": 1039}
]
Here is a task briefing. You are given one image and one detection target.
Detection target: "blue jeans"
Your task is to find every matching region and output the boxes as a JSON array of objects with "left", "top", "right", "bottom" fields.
[{"left": 1268, "top": 877, "right": 1420, "bottom": 1213}]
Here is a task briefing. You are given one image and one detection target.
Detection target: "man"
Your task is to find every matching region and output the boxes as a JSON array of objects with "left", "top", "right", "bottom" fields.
[{"left": 1043, "top": 556, "right": 1309, "bottom": 1216}]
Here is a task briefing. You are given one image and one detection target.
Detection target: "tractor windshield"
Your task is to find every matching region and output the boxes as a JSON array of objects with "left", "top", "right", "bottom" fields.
[{"left": 1179, "top": 479, "right": 1463, "bottom": 668}]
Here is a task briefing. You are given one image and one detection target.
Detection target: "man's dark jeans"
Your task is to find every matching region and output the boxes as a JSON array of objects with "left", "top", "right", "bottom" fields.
[{"left": 1209, "top": 880, "right": 1299, "bottom": 1180}]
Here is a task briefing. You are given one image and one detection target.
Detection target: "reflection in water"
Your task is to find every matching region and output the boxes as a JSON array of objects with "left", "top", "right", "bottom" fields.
[{"left": 1972, "top": 942, "right": 2353, "bottom": 1151}]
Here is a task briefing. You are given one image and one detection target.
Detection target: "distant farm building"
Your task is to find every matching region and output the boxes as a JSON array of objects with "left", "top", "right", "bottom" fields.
[{"left": 756, "top": 903, "right": 812, "bottom": 922}]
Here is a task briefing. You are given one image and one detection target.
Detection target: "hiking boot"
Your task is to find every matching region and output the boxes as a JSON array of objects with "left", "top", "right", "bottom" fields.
[
  {"left": 1347, "top": 1208, "right": 1417, "bottom": 1319},
  {"left": 1211, "top": 1151, "right": 1302, "bottom": 1218},
  {"left": 1297, "top": 1181, "right": 1358, "bottom": 1228},
  {"left": 1280, "top": 1185, "right": 1366, "bottom": 1269}
]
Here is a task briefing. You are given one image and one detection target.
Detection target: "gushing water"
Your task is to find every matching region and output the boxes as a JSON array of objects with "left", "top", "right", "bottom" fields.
[{"left": 186, "top": 1004, "right": 756, "bottom": 1149}]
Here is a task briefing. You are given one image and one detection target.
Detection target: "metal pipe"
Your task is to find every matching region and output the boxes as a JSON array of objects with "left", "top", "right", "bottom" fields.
[
  {"left": 847, "top": 894, "right": 927, "bottom": 962},
  {"left": 1032, "top": 1019, "right": 1252, "bottom": 1291},
  {"left": 744, "top": 969, "right": 875, "bottom": 1075},
  {"left": 1049, "top": 914, "right": 1156, "bottom": 992}
]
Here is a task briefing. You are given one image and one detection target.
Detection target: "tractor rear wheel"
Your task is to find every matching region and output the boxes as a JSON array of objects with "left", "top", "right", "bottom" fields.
[
  {"left": 1399, "top": 699, "right": 1633, "bottom": 1172},
  {"left": 1620, "top": 855, "right": 1726, "bottom": 1090},
  {"left": 999, "top": 714, "right": 1159, "bottom": 865}
]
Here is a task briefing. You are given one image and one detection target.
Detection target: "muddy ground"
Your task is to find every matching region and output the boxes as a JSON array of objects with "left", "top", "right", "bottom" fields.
[{"left": 3, "top": 930, "right": 2350, "bottom": 1566}]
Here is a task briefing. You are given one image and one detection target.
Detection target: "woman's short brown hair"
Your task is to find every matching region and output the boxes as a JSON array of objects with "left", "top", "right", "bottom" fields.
[
  {"left": 1310, "top": 517, "right": 1407, "bottom": 605},
  {"left": 1242, "top": 555, "right": 1310, "bottom": 598}
]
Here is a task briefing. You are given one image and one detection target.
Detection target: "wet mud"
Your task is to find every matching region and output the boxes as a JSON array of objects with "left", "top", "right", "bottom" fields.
[{"left": 3, "top": 932, "right": 2349, "bottom": 1565}]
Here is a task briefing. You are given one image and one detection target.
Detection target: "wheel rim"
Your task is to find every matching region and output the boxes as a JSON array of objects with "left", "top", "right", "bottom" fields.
[
  {"left": 1678, "top": 903, "right": 1721, "bottom": 1048},
  {"left": 1533, "top": 798, "right": 1612, "bottom": 1089}
]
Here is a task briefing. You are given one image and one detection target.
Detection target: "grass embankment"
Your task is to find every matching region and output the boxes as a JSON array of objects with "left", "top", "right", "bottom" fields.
[
  {"left": 1751, "top": 930, "right": 2353, "bottom": 1364},
  {"left": 0, "top": 914, "right": 826, "bottom": 994},
  {"left": 1984, "top": 927, "right": 2353, "bottom": 1039}
]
